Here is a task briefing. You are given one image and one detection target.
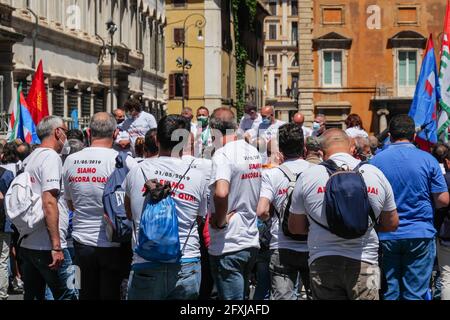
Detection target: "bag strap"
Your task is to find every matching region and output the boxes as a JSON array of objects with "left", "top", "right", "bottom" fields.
[
  {"left": 320, "top": 159, "right": 340, "bottom": 177},
  {"left": 116, "top": 151, "right": 129, "bottom": 169},
  {"left": 275, "top": 165, "right": 301, "bottom": 221},
  {"left": 278, "top": 164, "right": 297, "bottom": 183}
]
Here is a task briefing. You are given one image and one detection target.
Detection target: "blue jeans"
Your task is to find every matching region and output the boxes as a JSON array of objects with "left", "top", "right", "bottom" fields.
[
  {"left": 210, "top": 248, "right": 258, "bottom": 300},
  {"left": 254, "top": 249, "right": 271, "bottom": 300},
  {"left": 45, "top": 248, "right": 79, "bottom": 300},
  {"left": 20, "top": 248, "right": 78, "bottom": 300},
  {"left": 381, "top": 238, "right": 436, "bottom": 300},
  {"left": 127, "top": 261, "right": 201, "bottom": 300}
]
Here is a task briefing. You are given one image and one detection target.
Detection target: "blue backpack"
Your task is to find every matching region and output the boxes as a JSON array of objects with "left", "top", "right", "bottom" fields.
[
  {"left": 103, "top": 152, "right": 132, "bottom": 243},
  {"left": 135, "top": 161, "right": 195, "bottom": 264},
  {"left": 309, "top": 160, "right": 377, "bottom": 240}
]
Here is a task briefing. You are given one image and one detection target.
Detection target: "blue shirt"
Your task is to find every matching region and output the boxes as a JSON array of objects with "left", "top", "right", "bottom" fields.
[{"left": 371, "top": 142, "right": 448, "bottom": 240}]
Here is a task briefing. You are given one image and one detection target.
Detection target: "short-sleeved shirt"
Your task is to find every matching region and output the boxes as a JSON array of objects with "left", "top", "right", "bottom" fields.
[
  {"left": 63, "top": 147, "right": 137, "bottom": 248},
  {"left": 259, "top": 159, "right": 312, "bottom": 252},
  {"left": 345, "top": 127, "right": 369, "bottom": 138},
  {"left": 120, "top": 111, "right": 157, "bottom": 150},
  {"left": 371, "top": 142, "right": 448, "bottom": 240},
  {"left": 209, "top": 140, "right": 262, "bottom": 256},
  {"left": 124, "top": 157, "right": 211, "bottom": 268},
  {"left": 21, "top": 148, "right": 65, "bottom": 250},
  {"left": 290, "top": 153, "right": 397, "bottom": 265}
]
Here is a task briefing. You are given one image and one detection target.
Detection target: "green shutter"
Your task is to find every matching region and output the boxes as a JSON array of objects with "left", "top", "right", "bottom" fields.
[
  {"left": 408, "top": 52, "right": 417, "bottom": 86},
  {"left": 324, "top": 52, "right": 332, "bottom": 85},
  {"left": 398, "top": 51, "right": 407, "bottom": 86},
  {"left": 333, "top": 52, "right": 342, "bottom": 86}
]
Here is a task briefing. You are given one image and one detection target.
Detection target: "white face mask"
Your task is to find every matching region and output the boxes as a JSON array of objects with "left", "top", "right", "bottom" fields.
[{"left": 59, "top": 135, "right": 71, "bottom": 155}]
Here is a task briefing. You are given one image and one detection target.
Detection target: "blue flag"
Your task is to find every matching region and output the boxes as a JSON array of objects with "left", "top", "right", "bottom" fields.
[
  {"left": 409, "top": 35, "right": 440, "bottom": 150},
  {"left": 71, "top": 109, "right": 79, "bottom": 129}
]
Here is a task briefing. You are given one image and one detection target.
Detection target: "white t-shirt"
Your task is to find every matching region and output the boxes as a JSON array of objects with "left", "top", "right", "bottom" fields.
[
  {"left": 290, "top": 153, "right": 396, "bottom": 265},
  {"left": 124, "top": 157, "right": 211, "bottom": 265},
  {"left": 120, "top": 111, "right": 157, "bottom": 147},
  {"left": 260, "top": 159, "right": 312, "bottom": 252},
  {"left": 302, "top": 126, "right": 313, "bottom": 139},
  {"left": 21, "top": 148, "right": 67, "bottom": 250},
  {"left": 249, "top": 120, "right": 286, "bottom": 143},
  {"left": 63, "top": 147, "right": 137, "bottom": 248},
  {"left": 239, "top": 114, "right": 262, "bottom": 133},
  {"left": 209, "top": 140, "right": 262, "bottom": 256},
  {"left": 345, "top": 127, "right": 369, "bottom": 139}
]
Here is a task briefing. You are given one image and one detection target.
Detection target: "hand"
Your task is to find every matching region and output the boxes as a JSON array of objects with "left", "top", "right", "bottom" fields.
[
  {"left": 49, "top": 250, "right": 64, "bottom": 270},
  {"left": 210, "top": 212, "right": 236, "bottom": 230}
]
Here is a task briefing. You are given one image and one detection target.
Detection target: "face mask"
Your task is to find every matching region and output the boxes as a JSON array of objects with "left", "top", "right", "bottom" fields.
[
  {"left": 117, "top": 119, "right": 125, "bottom": 125},
  {"left": 197, "top": 116, "right": 209, "bottom": 128},
  {"left": 313, "top": 122, "right": 321, "bottom": 131},
  {"left": 262, "top": 117, "right": 271, "bottom": 126},
  {"left": 59, "top": 137, "right": 71, "bottom": 155}
]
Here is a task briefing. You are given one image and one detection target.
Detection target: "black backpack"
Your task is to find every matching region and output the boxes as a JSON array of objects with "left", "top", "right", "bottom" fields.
[
  {"left": 0, "top": 167, "right": 9, "bottom": 232},
  {"left": 275, "top": 164, "right": 308, "bottom": 242},
  {"left": 309, "top": 160, "right": 377, "bottom": 240}
]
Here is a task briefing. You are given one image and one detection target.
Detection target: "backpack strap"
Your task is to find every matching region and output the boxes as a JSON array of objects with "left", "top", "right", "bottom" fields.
[
  {"left": 320, "top": 159, "right": 340, "bottom": 177},
  {"left": 275, "top": 164, "right": 299, "bottom": 221}
]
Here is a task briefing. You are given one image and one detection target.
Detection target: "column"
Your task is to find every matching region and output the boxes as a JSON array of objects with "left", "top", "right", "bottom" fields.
[
  {"left": 63, "top": 86, "right": 69, "bottom": 119},
  {"left": 47, "top": 86, "right": 53, "bottom": 116},
  {"left": 377, "top": 108, "right": 390, "bottom": 133},
  {"left": 90, "top": 88, "right": 95, "bottom": 116},
  {"left": 281, "top": 51, "right": 288, "bottom": 95}
]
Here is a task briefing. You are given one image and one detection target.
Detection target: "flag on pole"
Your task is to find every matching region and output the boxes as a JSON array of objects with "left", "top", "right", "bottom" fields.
[
  {"left": 408, "top": 34, "right": 440, "bottom": 152},
  {"left": 20, "top": 102, "right": 40, "bottom": 145},
  {"left": 438, "top": 0, "right": 450, "bottom": 142},
  {"left": 7, "top": 84, "right": 23, "bottom": 142},
  {"left": 26, "top": 60, "right": 49, "bottom": 125}
]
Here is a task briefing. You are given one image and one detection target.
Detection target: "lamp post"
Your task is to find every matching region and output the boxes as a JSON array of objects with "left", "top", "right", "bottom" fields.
[
  {"left": 26, "top": 3, "right": 38, "bottom": 70},
  {"left": 106, "top": 19, "right": 118, "bottom": 112},
  {"left": 176, "top": 14, "right": 206, "bottom": 111}
]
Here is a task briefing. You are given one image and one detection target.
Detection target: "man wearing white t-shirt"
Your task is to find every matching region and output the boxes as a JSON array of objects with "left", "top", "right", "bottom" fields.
[
  {"left": 288, "top": 129, "right": 399, "bottom": 300},
  {"left": 257, "top": 123, "right": 313, "bottom": 300},
  {"left": 120, "top": 98, "right": 157, "bottom": 155},
  {"left": 209, "top": 107, "right": 262, "bottom": 300},
  {"left": 124, "top": 115, "right": 211, "bottom": 300},
  {"left": 20, "top": 116, "right": 76, "bottom": 300},
  {"left": 63, "top": 113, "right": 137, "bottom": 300},
  {"left": 238, "top": 104, "right": 262, "bottom": 135},
  {"left": 247, "top": 106, "right": 285, "bottom": 164}
]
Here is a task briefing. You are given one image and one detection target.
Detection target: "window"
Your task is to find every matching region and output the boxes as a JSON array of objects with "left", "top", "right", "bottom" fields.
[
  {"left": 291, "top": 22, "right": 298, "bottom": 44},
  {"left": 269, "top": 2, "right": 277, "bottom": 15},
  {"left": 173, "top": 0, "right": 186, "bottom": 7},
  {"left": 169, "top": 73, "right": 189, "bottom": 99},
  {"left": 292, "top": 53, "right": 299, "bottom": 66},
  {"left": 173, "top": 28, "right": 185, "bottom": 45},
  {"left": 291, "top": 1, "right": 298, "bottom": 16},
  {"left": 398, "top": 51, "right": 417, "bottom": 96},
  {"left": 323, "top": 51, "right": 342, "bottom": 87},
  {"left": 268, "top": 54, "right": 277, "bottom": 67},
  {"left": 268, "top": 24, "right": 277, "bottom": 40},
  {"left": 274, "top": 78, "right": 278, "bottom": 96}
]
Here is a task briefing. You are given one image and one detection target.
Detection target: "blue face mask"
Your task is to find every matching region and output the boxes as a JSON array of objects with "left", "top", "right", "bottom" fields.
[{"left": 262, "top": 117, "right": 271, "bottom": 126}]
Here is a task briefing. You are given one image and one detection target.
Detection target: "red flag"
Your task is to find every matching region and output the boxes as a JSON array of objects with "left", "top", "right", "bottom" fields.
[{"left": 26, "top": 60, "right": 49, "bottom": 125}]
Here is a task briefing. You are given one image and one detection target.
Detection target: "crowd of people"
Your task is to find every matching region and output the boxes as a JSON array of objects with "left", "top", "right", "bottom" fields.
[{"left": 0, "top": 98, "right": 449, "bottom": 301}]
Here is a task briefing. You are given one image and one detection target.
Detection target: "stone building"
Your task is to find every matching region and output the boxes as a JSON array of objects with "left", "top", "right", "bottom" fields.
[
  {"left": 165, "top": 0, "right": 268, "bottom": 116},
  {"left": 0, "top": 0, "right": 166, "bottom": 132},
  {"left": 264, "top": 0, "right": 446, "bottom": 133}
]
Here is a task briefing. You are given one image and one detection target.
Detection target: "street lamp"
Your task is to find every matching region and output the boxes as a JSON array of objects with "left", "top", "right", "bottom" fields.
[
  {"left": 26, "top": 2, "right": 38, "bottom": 70},
  {"left": 175, "top": 14, "right": 206, "bottom": 111},
  {"left": 106, "top": 19, "right": 118, "bottom": 112}
]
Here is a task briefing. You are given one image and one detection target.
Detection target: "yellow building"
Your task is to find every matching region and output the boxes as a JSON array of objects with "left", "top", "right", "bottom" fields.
[{"left": 165, "top": 0, "right": 268, "bottom": 117}]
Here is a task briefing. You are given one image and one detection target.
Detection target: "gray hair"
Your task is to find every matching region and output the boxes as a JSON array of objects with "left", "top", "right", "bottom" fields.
[
  {"left": 90, "top": 112, "right": 117, "bottom": 139},
  {"left": 68, "top": 139, "right": 84, "bottom": 155},
  {"left": 36, "top": 116, "right": 64, "bottom": 141},
  {"left": 354, "top": 136, "right": 370, "bottom": 154}
]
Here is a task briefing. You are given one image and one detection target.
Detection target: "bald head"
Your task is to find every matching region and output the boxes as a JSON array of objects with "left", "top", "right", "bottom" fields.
[
  {"left": 292, "top": 113, "right": 305, "bottom": 126},
  {"left": 261, "top": 106, "right": 275, "bottom": 125},
  {"left": 319, "top": 128, "right": 351, "bottom": 157},
  {"left": 210, "top": 107, "right": 237, "bottom": 135}
]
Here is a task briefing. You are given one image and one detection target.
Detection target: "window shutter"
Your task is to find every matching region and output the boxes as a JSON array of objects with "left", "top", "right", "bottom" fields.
[
  {"left": 184, "top": 74, "right": 189, "bottom": 99},
  {"left": 174, "top": 28, "right": 185, "bottom": 44},
  {"left": 169, "top": 74, "right": 175, "bottom": 99}
]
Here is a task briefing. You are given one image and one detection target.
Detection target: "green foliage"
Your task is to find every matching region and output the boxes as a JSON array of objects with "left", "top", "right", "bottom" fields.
[{"left": 231, "top": 0, "right": 257, "bottom": 119}]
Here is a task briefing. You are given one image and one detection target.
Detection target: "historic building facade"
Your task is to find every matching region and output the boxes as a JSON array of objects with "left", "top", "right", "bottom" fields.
[
  {"left": 165, "top": 0, "right": 268, "bottom": 116},
  {"left": 0, "top": 0, "right": 166, "bottom": 132},
  {"left": 263, "top": 0, "right": 446, "bottom": 132}
]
